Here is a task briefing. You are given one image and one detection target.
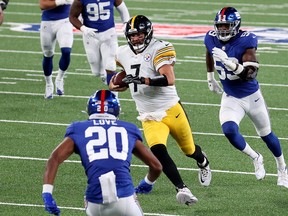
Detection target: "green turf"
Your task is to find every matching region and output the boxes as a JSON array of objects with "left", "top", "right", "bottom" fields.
[{"left": 1, "top": 0, "right": 288, "bottom": 215}]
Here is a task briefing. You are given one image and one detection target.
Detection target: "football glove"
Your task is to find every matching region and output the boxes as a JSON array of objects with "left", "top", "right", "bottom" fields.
[
  {"left": 80, "top": 25, "right": 98, "bottom": 38},
  {"left": 122, "top": 74, "right": 145, "bottom": 85},
  {"left": 212, "top": 47, "right": 243, "bottom": 74},
  {"left": 135, "top": 179, "right": 154, "bottom": 194},
  {"left": 207, "top": 72, "right": 223, "bottom": 94},
  {"left": 0, "top": 0, "right": 8, "bottom": 10},
  {"left": 42, "top": 193, "right": 60, "bottom": 215},
  {"left": 212, "top": 47, "right": 229, "bottom": 63}
]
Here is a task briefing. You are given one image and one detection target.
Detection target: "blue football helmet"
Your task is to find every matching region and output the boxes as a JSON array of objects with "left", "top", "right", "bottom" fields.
[
  {"left": 87, "top": 90, "right": 120, "bottom": 117},
  {"left": 214, "top": 7, "right": 241, "bottom": 42}
]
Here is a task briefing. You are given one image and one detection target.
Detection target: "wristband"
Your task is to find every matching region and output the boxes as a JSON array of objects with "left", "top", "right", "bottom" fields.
[
  {"left": 42, "top": 184, "right": 54, "bottom": 194},
  {"left": 207, "top": 72, "right": 215, "bottom": 80},
  {"left": 145, "top": 175, "right": 156, "bottom": 185},
  {"left": 149, "top": 75, "right": 168, "bottom": 86},
  {"left": 232, "top": 63, "right": 244, "bottom": 75},
  {"left": 80, "top": 25, "right": 87, "bottom": 32}
]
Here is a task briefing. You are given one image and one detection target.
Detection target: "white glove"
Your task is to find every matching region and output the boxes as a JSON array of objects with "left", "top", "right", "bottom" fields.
[
  {"left": 80, "top": 25, "right": 98, "bottom": 38},
  {"left": 212, "top": 47, "right": 243, "bottom": 74},
  {"left": 55, "top": 0, "right": 73, "bottom": 6},
  {"left": 212, "top": 47, "right": 229, "bottom": 62},
  {"left": 207, "top": 72, "right": 223, "bottom": 94}
]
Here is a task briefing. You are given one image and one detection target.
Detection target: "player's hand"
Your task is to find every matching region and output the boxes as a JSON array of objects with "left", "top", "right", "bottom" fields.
[
  {"left": 207, "top": 72, "right": 223, "bottom": 94},
  {"left": 42, "top": 193, "right": 60, "bottom": 215},
  {"left": 212, "top": 47, "right": 229, "bottom": 62},
  {"left": 212, "top": 47, "right": 239, "bottom": 71},
  {"left": 122, "top": 74, "right": 145, "bottom": 85},
  {"left": 208, "top": 79, "right": 223, "bottom": 94},
  {"left": 80, "top": 25, "right": 98, "bottom": 38},
  {"left": 108, "top": 79, "right": 128, "bottom": 92},
  {"left": 135, "top": 179, "right": 154, "bottom": 194}
]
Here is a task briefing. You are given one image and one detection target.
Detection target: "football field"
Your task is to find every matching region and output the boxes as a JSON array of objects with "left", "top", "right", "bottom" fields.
[{"left": 1, "top": 0, "right": 288, "bottom": 215}]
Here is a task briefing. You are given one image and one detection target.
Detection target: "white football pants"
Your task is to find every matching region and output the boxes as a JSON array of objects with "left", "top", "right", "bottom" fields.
[
  {"left": 85, "top": 194, "right": 143, "bottom": 216},
  {"left": 220, "top": 89, "right": 272, "bottom": 137}
]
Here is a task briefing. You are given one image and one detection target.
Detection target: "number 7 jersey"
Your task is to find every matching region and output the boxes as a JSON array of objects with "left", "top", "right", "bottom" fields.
[{"left": 116, "top": 38, "right": 180, "bottom": 114}]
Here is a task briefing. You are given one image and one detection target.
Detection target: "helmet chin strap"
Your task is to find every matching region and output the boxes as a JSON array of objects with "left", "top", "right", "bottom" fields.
[
  {"left": 219, "top": 34, "right": 232, "bottom": 41},
  {"left": 133, "top": 43, "right": 145, "bottom": 53}
]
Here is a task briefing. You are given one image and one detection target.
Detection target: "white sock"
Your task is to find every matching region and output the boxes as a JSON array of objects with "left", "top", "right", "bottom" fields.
[
  {"left": 242, "top": 143, "right": 258, "bottom": 159},
  {"left": 57, "top": 69, "right": 65, "bottom": 79},
  {"left": 275, "top": 154, "right": 286, "bottom": 171},
  {"left": 45, "top": 75, "right": 53, "bottom": 85}
]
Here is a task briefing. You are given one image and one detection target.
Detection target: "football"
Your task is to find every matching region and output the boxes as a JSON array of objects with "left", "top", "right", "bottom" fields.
[{"left": 112, "top": 70, "right": 129, "bottom": 88}]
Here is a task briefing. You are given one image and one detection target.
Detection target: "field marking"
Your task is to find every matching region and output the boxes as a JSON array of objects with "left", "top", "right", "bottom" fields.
[
  {"left": 1, "top": 91, "right": 288, "bottom": 111},
  {"left": 2, "top": 33, "right": 288, "bottom": 50},
  {"left": 1, "top": 67, "right": 288, "bottom": 88},
  {"left": 0, "top": 49, "right": 288, "bottom": 68},
  {"left": 1, "top": 77, "right": 42, "bottom": 82},
  {"left": 0, "top": 82, "right": 16, "bottom": 84},
  {"left": 1, "top": 119, "right": 288, "bottom": 142},
  {"left": 0, "top": 155, "right": 278, "bottom": 178},
  {"left": 1, "top": 46, "right": 288, "bottom": 67},
  {"left": 0, "top": 202, "right": 180, "bottom": 216}
]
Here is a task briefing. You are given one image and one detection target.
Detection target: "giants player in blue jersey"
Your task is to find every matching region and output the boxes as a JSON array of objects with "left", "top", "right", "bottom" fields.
[
  {"left": 204, "top": 7, "right": 288, "bottom": 187},
  {"left": 40, "top": 0, "right": 74, "bottom": 99},
  {"left": 42, "top": 90, "right": 162, "bottom": 215},
  {"left": 69, "top": 0, "right": 130, "bottom": 92}
]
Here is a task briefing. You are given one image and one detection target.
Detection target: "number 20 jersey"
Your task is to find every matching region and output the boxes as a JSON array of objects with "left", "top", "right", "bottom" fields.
[{"left": 64, "top": 118, "right": 143, "bottom": 203}]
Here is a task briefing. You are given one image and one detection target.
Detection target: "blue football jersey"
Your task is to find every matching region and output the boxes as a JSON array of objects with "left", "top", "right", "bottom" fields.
[
  {"left": 80, "top": 0, "right": 116, "bottom": 32},
  {"left": 65, "top": 118, "right": 143, "bottom": 203},
  {"left": 204, "top": 30, "right": 259, "bottom": 98},
  {"left": 41, "top": 5, "right": 70, "bottom": 21}
]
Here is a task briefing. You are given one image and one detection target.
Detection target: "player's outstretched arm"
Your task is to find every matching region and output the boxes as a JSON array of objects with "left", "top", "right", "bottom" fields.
[
  {"left": 42, "top": 137, "right": 75, "bottom": 215},
  {"left": 133, "top": 140, "right": 162, "bottom": 194}
]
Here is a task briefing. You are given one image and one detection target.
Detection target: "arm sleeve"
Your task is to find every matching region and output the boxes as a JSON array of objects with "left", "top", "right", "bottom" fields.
[{"left": 116, "top": 2, "right": 130, "bottom": 23}]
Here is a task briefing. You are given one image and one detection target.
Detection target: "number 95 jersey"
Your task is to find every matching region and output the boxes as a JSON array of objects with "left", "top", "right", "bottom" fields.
[
  {"left": 81, "top": 0, "right": 116, "bottom": 32},
  {"left": 116, "top": 38, "right": 180, "bottom": 114}
]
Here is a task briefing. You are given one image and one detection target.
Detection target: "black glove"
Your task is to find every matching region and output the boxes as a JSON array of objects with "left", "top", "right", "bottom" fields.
[
  {"left": 122, "top": 74, "right": 145, "bottom": 84},
  {"left": 0, "top": 0, "right": 9, "bottom": 10},
  {"left": 238, "top": 65, "right": 258, "bottom": 81}
]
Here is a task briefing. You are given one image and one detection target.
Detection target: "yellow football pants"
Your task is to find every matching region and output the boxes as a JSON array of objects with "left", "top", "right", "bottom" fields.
[{"left": 142, "top": 102, "right": 196, "bottom": 155}]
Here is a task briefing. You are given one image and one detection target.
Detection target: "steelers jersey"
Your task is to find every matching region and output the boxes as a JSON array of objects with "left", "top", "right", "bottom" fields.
[{"left": 116, "top": 38, "right": 180, "bottom": 114}]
